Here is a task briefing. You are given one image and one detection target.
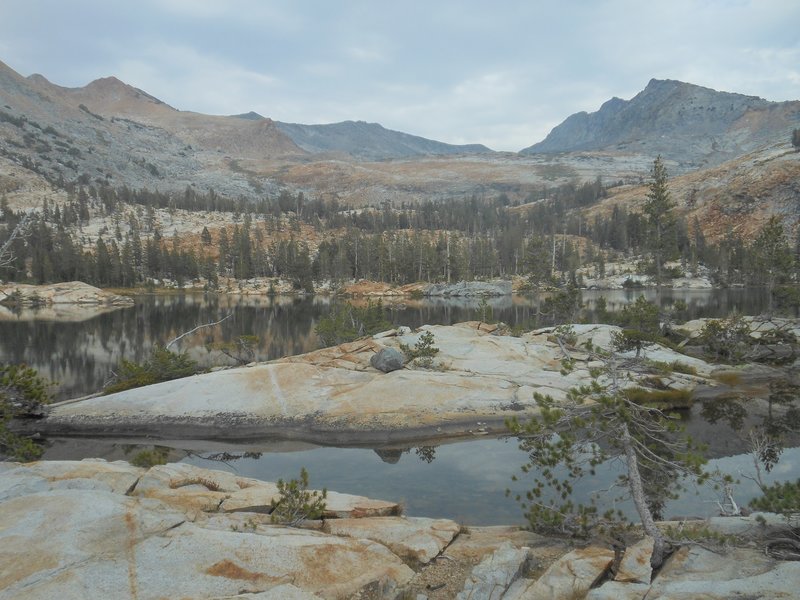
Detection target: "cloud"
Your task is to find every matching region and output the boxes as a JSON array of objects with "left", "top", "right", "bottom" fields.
[
  {"left": 1, "top": 0, "right": 798, "bottom": 150},
  {"left": 346, "top": 46, "right": 386, "bottom": 63},
  {"left": 112, "top": 43, "right": 281, "bottom": 115}
]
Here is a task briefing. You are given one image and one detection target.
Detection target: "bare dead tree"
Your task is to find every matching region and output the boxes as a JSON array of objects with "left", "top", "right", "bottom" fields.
[{"left": 0, "top": 211, "right": 33, "bottom": 271}]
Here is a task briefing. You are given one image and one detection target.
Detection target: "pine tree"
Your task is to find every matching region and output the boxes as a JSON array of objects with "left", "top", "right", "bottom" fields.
[
  {"left": 508, "top": 355, "right": 709, "bottom": 569},
  {"left": 751, "top": 216, "right": 794, "bottom": 311},
  {"left": 643, "top": 156, "right": 675, "bottom": 287}
]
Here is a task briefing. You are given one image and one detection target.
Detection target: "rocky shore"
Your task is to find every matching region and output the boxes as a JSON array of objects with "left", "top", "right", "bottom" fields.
[
  {"left": 0, "top": 281, "right": 134, "bottom": 306},
  {"left": 1, "top": 459, "right": 797, "bottom": 599}
]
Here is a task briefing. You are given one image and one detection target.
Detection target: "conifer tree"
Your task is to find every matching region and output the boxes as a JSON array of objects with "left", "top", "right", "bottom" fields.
[{"left": 643, "top": 156, "right": 675, "bottom": 287}]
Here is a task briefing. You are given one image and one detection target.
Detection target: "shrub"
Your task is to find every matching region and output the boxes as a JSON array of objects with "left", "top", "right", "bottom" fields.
[
  {"left": 129, "top": 447, "right": 170, "bottom": 468},
  {"left": 476, "top": 297, "right": 494, "bottom": 324},
  {"left": 713, "top": 371, "right": 742, "bottom": 386},
  {"left": 612, "top": 328, "right": 657, "bottom": 359},
  {"left": 647, "top": 360, "right": 698, "bottom": 376},
  {"left": 750, "top": 479, "right": 800, "bottom": 516},
  {"left": 270, "top": 467, "right": 327, "bottom": 526},
  {"left": 105, "top": 346, "right": 200, "bottom": 394},
  {"left": 698, "top": 315, "right": 751, "bottom": 363},
  {"left": 623, "top": 387, "right": 692, "bottom": 409},
  {"left": 1, "top": 363, "right": 52, "bottom": 460},
  {"left": 400, "top": 330, "right": 439, "bottom": 368},
  {"left": 670, "top": 361, "right": 698, "bottom": 375}
]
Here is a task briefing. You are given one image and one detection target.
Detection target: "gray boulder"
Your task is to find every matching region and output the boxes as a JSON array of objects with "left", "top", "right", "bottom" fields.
[
  {"left": 370, "top": 347, "right": 405, "bottom": 373},
  {"left": 456, "top": 541, "right": 529, "bottom": 600}
]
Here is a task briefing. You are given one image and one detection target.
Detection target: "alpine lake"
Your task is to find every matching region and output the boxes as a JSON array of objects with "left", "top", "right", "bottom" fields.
[{"left": 2, "top": 287, "right": 797, "bottom": 526}]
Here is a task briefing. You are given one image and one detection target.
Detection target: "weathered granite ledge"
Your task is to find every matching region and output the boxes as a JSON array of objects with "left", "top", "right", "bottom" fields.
[
  {"left": 30, "top": 321, "right": 726, "bottom": 442},
  {"left": 0, "top": 281, "right": 134, "bottom": 306},
  {"left": 1, "top": 459, "right": 797, "bottom": 599}
]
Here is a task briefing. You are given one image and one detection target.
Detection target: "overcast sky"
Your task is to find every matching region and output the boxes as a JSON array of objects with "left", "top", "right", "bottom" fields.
[{"left": 1, "top": 0, "right": 798, "bottom": 151}]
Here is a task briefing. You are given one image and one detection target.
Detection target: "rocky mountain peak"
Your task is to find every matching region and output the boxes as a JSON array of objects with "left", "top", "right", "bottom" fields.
[{"left": 521, "top": 78, "right": 795, "bottom": 167}]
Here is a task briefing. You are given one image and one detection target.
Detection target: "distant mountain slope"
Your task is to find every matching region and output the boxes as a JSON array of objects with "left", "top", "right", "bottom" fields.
[
  {"left": 521, "top": 79, "right": 800, "bottom": 167},
  {"left": 275, "top": 120, "right": 493, "bottom": 160},
  {"left": 25, "top": 72, "right": 304, "bottom": 160}
]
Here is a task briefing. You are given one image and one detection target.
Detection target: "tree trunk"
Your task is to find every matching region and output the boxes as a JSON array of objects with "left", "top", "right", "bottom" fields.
[{"left": 621, "top": 423, "right": 667, "bottom": 568}]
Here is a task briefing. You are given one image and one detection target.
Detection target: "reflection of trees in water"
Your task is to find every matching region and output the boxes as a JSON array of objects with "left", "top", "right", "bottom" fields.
[
  {"left": 0, "top": 289, "right": 773, "bottom": 402},
  {"left": 415, "top": 446, "right": 437, "bottom": 463},
  {"left": 0, "top": 295, "right": 329, "bottom": 400},
  {"left": 372, "top": 446, "right": 438, "bottom": 464}
]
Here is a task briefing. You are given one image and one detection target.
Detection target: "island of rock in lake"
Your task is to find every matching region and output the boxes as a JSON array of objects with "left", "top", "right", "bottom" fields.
[{"left": 32, "top": 319, "right": 770, "bottom": 444}]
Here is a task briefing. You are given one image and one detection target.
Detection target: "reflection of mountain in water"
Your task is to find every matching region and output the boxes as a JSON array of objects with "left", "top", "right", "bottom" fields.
[{"left": 373, "top": 448, "right": 406, "bottom": 464}]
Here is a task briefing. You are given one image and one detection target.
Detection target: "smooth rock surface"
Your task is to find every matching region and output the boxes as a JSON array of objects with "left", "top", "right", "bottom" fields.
[
  {"left": 0, "top": 459, "right": 143, "bottom": 502},
  {"left": 0, "top": 461, "right": 416, "bottom": 600},
  {"left": 322, "top": 516, "right": 461, "bottom": 564},
  {"left": 39, "top": 322, "right": 718, "bottom": 441}
]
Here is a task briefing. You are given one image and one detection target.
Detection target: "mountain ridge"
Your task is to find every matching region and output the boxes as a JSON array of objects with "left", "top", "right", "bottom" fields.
[
  {"left": 521, "top": 78, "right": 800, "bottom": 166},
  {"left": 274, "top": 120, "right": 493, "bottom": 160},
  {"left": 5, "top": 62, "right": 494, "bottom": 162}
]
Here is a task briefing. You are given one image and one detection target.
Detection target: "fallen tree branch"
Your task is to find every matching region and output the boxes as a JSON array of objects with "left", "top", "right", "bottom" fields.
[{"left": 165, "top": 313, "right": 232, "bottom": 351}]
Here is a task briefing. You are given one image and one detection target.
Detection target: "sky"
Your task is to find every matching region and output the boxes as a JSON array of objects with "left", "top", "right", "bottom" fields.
[{"left": 0, "top": 0, "right": 798, "bottom": 151}]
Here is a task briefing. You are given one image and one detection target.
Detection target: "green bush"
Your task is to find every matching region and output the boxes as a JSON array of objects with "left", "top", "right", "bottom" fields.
[
  {"left": 129, "top": 447, "right": 170, "bottom": 468},
  {"left": 400, "top": 330, "right": 440, "bottom": 368},
  {"left": 749, "top": 479, "right": 800, "bottom": 516},
  {"left": 270, "top": 467, "right": 327, "bottom": 526},
  {"left": 105, "top": 346, "right": 200, "bottom": 394},
  {"left": 1, "top": 363, "right": 52, "bottom": 460}
]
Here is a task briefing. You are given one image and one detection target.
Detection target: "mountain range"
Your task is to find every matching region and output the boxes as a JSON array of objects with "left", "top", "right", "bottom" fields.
[{"left": 0, "top": 58, "right": 798, "bottom": 234}]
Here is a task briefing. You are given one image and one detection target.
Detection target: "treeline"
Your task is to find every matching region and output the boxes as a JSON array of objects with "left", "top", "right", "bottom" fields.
[{"left": 1, "top": 178, "right": 798, "bottom": 291}]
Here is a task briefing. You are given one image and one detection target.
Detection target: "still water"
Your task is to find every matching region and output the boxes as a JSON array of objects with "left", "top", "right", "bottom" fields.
[
  {"left": 4, "top": 287, "right": 791, "bottom": 525},
  {"left": 41, "top": 434, "right": 800, "bottom": 526},
  {"left": 0, "top": 288, "right": 770, "bottom": 401}
]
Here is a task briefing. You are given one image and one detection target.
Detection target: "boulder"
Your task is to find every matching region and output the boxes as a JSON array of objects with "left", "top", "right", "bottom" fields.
[
  {"left": 321, "top": 490, "right": 400, "bottom": 518},
  {"left": 456, "top": 541, "right": 529, "bottom": 600},
  {"left": 520, "top": 546, "right": 614, "bottom": 599},
  {"left": 219, "top": 483, "right": 282, "bottom": 513},
  {"left": 322, "top": 516, "right": 460, "bottom": 564},
  {"left": 615, "top": 537, "right": 654, "bottom": 583},
  {"left": 370, "top": 347, "right": 406, "bottom": 373},
  {"left": 586, "top": 581, "right": 651, "bottom": 600},
  {"left": 645, "top": 545, "right": 800, "bottom": 599}
]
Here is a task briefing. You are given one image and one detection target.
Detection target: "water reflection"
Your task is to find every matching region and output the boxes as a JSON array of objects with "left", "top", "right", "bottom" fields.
[
  {"left": 0, "top": 288, "right": 770, "bottom": 401},
  {"left": 39, "top": 434, "right": 799, "bottom": 525}
]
